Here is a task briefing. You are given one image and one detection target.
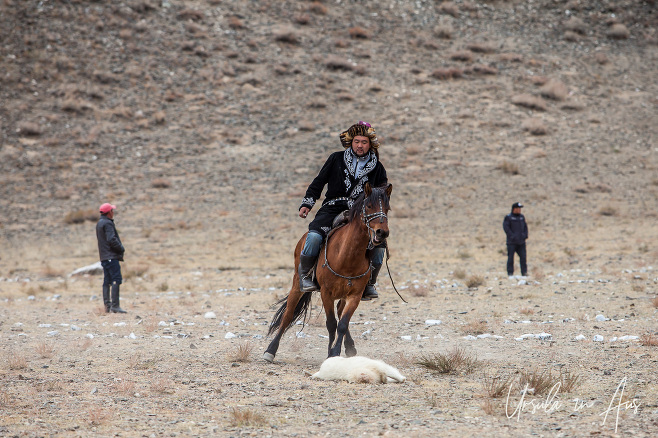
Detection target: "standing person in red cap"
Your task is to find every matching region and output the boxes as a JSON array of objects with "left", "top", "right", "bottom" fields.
[
  {"left": 298, "top": 121, "right": 388, "bottom": 301},
  {"left": 96, "top": 203, "right": 127, "bottom": 313}
]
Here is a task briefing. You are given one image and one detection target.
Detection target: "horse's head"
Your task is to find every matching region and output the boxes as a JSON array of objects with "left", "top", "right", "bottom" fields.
[{"left": 351, "top": 182, "right": 392, "bottom": 247}]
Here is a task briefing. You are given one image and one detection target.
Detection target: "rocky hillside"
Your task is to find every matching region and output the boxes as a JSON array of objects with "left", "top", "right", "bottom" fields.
[{"left": 1, "top": 0, "right": 656, "bottom": 275}]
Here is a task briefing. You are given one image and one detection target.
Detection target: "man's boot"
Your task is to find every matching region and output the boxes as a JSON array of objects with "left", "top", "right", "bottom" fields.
[
  {"left": 362, "top": 263, "right": 382, "bottom": 301},
  {"left": 102, "top": 284, "right": 111, "bottom": 313},
  {"left": 298, "top": 254, "right": 319, "bottom": 293},
  {"left": 110, "top": 283, "right": 127, "bottom": 313}
]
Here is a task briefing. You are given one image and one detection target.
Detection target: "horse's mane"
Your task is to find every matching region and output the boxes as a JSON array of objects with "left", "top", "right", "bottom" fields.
[{"left": 348, "top": 185, "right": 391, "bottom": 223}]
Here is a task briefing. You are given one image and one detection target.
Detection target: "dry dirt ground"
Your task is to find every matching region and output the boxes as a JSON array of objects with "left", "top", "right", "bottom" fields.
[{"left": 1, "top": 0, "right": 658, "bottom": 436}]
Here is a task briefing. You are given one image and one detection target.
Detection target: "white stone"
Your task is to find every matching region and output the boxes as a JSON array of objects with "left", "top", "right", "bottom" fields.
[
  {"left": 574, "top": 334, "right": 587, "bottom": 341},
  {"left": 224, "top": 332, "right": 237, "bottom": 339},
  {"left": 618, "top": 335, "right": 639, "bottom": 341},
  {"left": 86, "top": 333, "right": 94, "bottom": 339},
  {"left": 114, "top": 322, "right": 127, "bottom": 327},
  {"left": 593, "top": 335, "right": 604, "bottom": 342},
  {"left": 47, "top": 330, "right": 59, "bottom": 336},
  {"left": 204, "top": 312, "right": 217, "bottom": 319},
  {"left": 400, "top": 335, "right": 412, "bottom": 341},
  {"left": 425, "top": 320, "right": 442, "bottom": 326},
  {"left": 70, "top": 325, "right": 81, "bottom": 331},
  {"left": 39, "top": 324, "right": 52, "bottom": 328},
  {"left": 464, "top": 335, "right": 477, "bottom": 340},
  {"left": 128, "top": 333, "right": 137, "bottom": 339},
  {"left": 595, "top": 314, "right": 608, "bottom": 322},
  {"left": 158, "top": 321, "right": 168, "bottom": 327}
]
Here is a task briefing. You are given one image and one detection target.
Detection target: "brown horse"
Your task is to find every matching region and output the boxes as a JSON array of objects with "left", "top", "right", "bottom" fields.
[{"left": 263, "top": 183, "right": 392, "bottom": 362}]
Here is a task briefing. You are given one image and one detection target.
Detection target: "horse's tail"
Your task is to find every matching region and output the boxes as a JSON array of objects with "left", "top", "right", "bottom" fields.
[{"left": 267, "top": 292, "right": 313, "bottom": 337}]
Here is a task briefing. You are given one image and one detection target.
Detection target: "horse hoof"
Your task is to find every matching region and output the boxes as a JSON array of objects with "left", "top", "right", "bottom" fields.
[
  {"left": 263, "top": 352, "right": 275, "bottom": 363},
  {"left": 345, "top": 348, "right": 357, "bottom": 358}
]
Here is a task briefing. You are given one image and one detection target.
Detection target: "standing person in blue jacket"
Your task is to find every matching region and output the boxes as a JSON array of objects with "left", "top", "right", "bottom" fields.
[
  {"left": 298, "top": 121, "right": 388, "bottom": 301},
  {"left": 503, "top": 202, "right": 529, "bottom": 278},
  {"left": 96, "top": 203, "right": 127, "bottom": 313}
]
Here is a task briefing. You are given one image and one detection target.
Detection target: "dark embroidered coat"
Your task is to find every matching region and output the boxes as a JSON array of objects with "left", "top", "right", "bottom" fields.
[{"left": 300, "top": 149, "right": 388, "bottom": 211}]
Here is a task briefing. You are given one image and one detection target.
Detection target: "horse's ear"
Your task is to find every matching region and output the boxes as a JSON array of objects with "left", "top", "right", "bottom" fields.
[
  {"left": 385, "top": 183, "right": 393, "bottom": 198},
  {"left": 365, "top": 182, "right": 372, "bottom": 196}
]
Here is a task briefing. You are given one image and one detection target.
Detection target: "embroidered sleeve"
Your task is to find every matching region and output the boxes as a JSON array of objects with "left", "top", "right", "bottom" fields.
[{"left": 301, "top": 153, "right": 336, "bottom": 210}]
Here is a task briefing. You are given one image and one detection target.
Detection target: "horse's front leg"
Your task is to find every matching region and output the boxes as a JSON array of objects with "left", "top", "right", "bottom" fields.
[
  {"left": 337, "top": 299, "right": 356, "bottom": 357},
  {"left": 323, "top": 295, "right": 338, "bottom": 357},
  {"left": 329, "top": 295, "right": 361, "bottom": 357}
]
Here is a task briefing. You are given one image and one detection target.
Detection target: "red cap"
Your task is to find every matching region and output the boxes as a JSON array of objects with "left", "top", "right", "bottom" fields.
[{"left": 99, "top": 203, "right": 116, "bottom": 214}]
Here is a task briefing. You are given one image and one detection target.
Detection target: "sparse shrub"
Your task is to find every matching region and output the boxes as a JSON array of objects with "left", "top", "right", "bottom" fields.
[
  {"left": 294, "top": 14, "right": 311, "bottom": 25},
  {"left": 594, "top": 52, "right": 609, "bottom": 65},
  {"left": 481, "top": 399, "right": 496, "bottom": 415},
  {"left": 412, "top": 285, "right": 429, "bottom": 297},
  {"left": 465, "top": 275, "right": 485, "bottom": 288},
  {"left": 540, "top": 80, "right": 568, "bottom": 101},
  {"left": 124, "top": 264, "right": 149, "bottom": 280},
  {"left": 438, "top": 2, "right": 460, "bottom": 17},
  {"left": 307, "top": 1, "right": 327, "bottom": 15},
  {"left": 467, "top": 43, "right": 496, "bottom": 53},
  {"left": 229, "top": 407, "right": 268, "bottom": 427},
  {"left": 8, "top": 352, "right": 27, "bottom": 370},
  {"left": 559, "top": 368, "right": 583, "bottom": 393},
  {"left": 598, "top": 206, "right": 617, "bottom": 217},
  {"left": 416, "top": 347, "right": 481, "bottom": 375},
  {"left": 430, "top": 67, "right": 463, "bottom": 80},
  {"left": 499, "top": 53, "right": 522, "bottom": 62},
  {"left": 640, "top": 333, "right": 658, "bottom": 347},
  {"left": 607, "top": 23, "right": 629, "bottom": 40},
  {"left": 228, "top": 342, "right": 254, "bottom": 363},
  {"left": 434, "top": 25, "right": 452, "bottom": 39},
  {"left": 77, "top": 338, "right": 93, "bottom": 351},
  {"left": 564, "top": 31, "right": 580, "bottom": 42},
  {"left": 324, "top": 56, "right": 354, "bottom": 71},
  {"left": 652, "top": 296, "right": 658, "bottom": 308},
  {"left": 35, "top": 342, "right": 55, "bottom": 359},
  {"left": 274, "top": 28, "right": 300, "bottom": 44},
  {"left": 471, "top": 64, "right": 498, "bottom": 75},
  {"left": 151, "top": 178, "right": 171, "bottom": 189},
  {"left": 450, "top": 50, "right": 473, "bottom": 62},
  {"left": 228, "top": 16, "right": 244, "bottom": 29},
  {"left": 518, "top": 369, "right": 558, "bottom": 396},
  {"left": 89, "top": 406, "right": 112, "bottom": 425},
  {"left": 560, "top": 100, "right": 585, "bottom": 111},
  {"left": 496, "top": 161, "right": 520, "bottom": 175},
  {"left": 461, "top": 319, "right": 488, "bottom": 335},
  {"left": 511, "top": 94, "right": 548, "bottom": 111},
  {"left": 348, "top": 26, "right": 370, "bottom": 39},
  {"left": 482, "top": 373, "right": 514, "bottom": 398},
  {"left": 17, "top": 121, "right": 42, "bottom": 137},
  {"left": 150, "top": 377, "right": 175, "bottom": 394},
  {"left": 157, "top": 282, "right": 169, "bottom": 292},
  {"left": 64, "top": 209, "right": 98, "bottom": 225},
  {"left": 453, "top": 269, "right": 466, "bottom": 280},
  {"left": 457, "top": 249, "right": 472, "bottom": 260},
  {"left": 522, "top": 118, "right": 548, "bottom": 135},
  {"left": 564, "top": 17, "right": 587, "bottom": 34},
  {"left": 0, "top": 388, "right": 10, "bottom": 406},
  {"left": 519, "top": 307, "right": 534, "bottom": 315},
  {"left": 114, "top": 378, "right": 135, "bottom": 395}
]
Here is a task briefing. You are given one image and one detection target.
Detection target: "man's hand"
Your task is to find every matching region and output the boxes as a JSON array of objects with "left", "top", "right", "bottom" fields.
[{"left": 299, "top": 207, "right": 310, "bottom": 219}]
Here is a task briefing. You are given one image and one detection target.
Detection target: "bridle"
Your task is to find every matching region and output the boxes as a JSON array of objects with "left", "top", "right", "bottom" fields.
[
  {"left": 322, "top": 192, "right": 388, "bottom": 286},
  {"left": 362, "top": 195, "right": 388, "bottom": 250}
]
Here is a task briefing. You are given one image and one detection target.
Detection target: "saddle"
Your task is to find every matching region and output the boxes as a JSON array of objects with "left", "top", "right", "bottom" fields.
[{"left": 331, "top": 210, "right": 350, "bottom": 229}]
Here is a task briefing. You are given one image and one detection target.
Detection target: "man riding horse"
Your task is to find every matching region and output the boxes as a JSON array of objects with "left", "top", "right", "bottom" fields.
[{"left": 298, "top": 121, "right": 388, "bottom": 301}]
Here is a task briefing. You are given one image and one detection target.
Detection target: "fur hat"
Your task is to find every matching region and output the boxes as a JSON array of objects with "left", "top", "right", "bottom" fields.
[{"left": 339, "top": 121, "right": 380, "bottom": 151}]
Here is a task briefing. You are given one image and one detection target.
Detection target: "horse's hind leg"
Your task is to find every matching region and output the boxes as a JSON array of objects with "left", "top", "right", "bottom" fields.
[
  {"left": 264, "top": 289, "right": 305, "bottom": 362},
  {"left": 322, "top": 294, "right": 338, "bottom": 357},
  {"left": 337, "top": 299, "right": 357, "bottom": 357}
]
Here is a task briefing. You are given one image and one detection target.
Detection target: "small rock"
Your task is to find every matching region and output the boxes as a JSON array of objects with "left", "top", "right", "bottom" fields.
[
  {"left": 574, "top": 334, "right": 587, "bottom": 341},
  {"left": 595, "top": 314, "right": 608, "bottom": 322},
  {"left": 593, "top": 335, "right": 604, "bottom": 342},
  {"left": 425, "top": 320, "right": 442, "bottom": 326},
  {"left": 225, "top": 332, "right": 237, "bottom": 339},
  {"left": 204, "top": 311, "right": 217, "bottom": 319}
]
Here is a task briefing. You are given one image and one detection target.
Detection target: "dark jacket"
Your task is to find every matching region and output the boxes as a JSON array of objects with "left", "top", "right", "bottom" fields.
[
  {"left": 503, "top": 212, "right": 528, "bottom": 245},
  {"left": 300, "top": 149, "right": 387, "bottom": 210},
  {"left": 97, "top": 215, "right": 125, "bottom": 261}
]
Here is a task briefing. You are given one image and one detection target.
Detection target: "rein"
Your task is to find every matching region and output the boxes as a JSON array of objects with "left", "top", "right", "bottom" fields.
[{"left": 321, "top": 194, "right": 388, "bottom": 286}]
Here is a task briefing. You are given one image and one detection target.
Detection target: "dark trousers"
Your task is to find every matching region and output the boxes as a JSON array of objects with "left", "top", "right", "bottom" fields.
[
  {"left": 101, "top": 259, "right": 123, "bottom": 285},
  {"left": 507, "top": 243, "right": 527, "bottom": 276},
  {"left": 308, "top": 203, "right": 348, "bottom": 238}
]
